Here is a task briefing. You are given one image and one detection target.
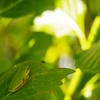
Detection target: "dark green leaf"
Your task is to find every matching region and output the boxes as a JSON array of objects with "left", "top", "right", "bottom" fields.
[
  {"left": 75, "top": 41, "right": 100, "bottom": 73},
  {"left": 0, "top": 0, "right": 55, "bottom": 18},
  {"left": 0, "top": 60, "right": 75, "bottom": 100}
]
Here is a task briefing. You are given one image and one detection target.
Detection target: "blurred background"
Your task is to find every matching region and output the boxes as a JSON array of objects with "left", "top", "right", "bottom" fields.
[{"left": 0, "top": 0, "right": 100, "bottom": 100}]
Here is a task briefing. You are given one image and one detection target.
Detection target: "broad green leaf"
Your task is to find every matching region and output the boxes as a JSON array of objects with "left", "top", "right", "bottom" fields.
[
  {"left": 75, "top": 41, "right": 100, "bottom": 73},
  {"left": 0, "top": 0, "right": 55, "bottom": 18},
  {"left": 0, "top": 60, "right": 75, "bottom": 100}
]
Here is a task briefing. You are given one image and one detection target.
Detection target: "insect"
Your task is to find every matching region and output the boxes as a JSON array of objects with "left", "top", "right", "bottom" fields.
[
  {"left": 9, "top": 66, "right": 30, "bottom": 93},
  {"left": 41, "top": 61, "right": 45, "bottom": 63}
]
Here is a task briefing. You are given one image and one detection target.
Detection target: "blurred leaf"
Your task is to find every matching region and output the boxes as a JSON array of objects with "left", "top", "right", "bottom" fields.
[
  {"left": 75, "top": 41, "right": 100, "bottom": 73},
  {"left": 89, "top": 0, "right": 100, "bottom": 16},
  {"left": 83, "top": 0, "right": 100, "bottom": 17},
  {"left": 15, "top": 32, "right": 53, "bottom": 63},
  {"left": 30, "top": 32, "right": 53, "bottom": 55},
  {"left": 0, "top": 0, "right": 55, "bottom": 18},
  {"left": 0, "top": 60, "right": 75, "bottom": 100},
  {"left": 86, "top": 85, "right": 100, "bottom": 100}
]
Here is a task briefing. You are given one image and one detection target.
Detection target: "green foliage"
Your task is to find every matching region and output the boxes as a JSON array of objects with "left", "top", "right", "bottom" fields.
[
  {"left": 75, "top": 41, "right": 100, "bottom": 73},
  {"left": 0, "top": 0, "right": 100, "bottom": 100},
  {"left": 0, "top": 60, "right": 75, "bottom": 100},
  {"left": 0, "top": 0, "right": 55, "bottom": 18}
]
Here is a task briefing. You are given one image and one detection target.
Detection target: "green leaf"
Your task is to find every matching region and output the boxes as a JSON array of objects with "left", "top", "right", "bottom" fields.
[
  {"left": 75, "top": 41, "right": 100, "bottom": 73},
  {"left": 0, "top": 0, "right": 55, "bottom": 18},
  {"left": 0, "top": 60, "right": 75, "bottom": 100},
  {"left": 15, "top": 32, "right": 53, "bottom": 63}
]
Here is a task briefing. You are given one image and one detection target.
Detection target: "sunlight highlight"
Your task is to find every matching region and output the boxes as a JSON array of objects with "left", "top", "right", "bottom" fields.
[
  {"left": 77, "top": 0, "right": 86, "bottom": 14},
  {"left": 81, "top": 85, "right": 93, "bottom": 98},
  {"left": 44, "top": 46, "right": 59, "bottom": 63},
  {"left": 64, "top": 95, "right": 71, "bottom": 100},
  {"left": 28, "top": 39, "right": 35, "bottom": 48},
  {"left": 83, "top": 86, "right": 92, "bottom": 98},
  {"left": 81, "top": 73, "right": 100, "bottom": 98}
]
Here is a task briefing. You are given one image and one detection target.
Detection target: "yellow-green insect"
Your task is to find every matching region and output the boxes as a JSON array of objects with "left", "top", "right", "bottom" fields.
[{"left": 9, "top": 66, "right": 30, "bottom": 93}]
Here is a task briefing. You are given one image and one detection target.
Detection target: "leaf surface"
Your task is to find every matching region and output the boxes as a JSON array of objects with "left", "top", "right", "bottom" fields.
[
  {"left": 0, "top": 60, "right": 75, "bottom": 100},
  {"left": 75, "top": 42, "right": 100, "bottom": 73},
  {"left": 0, "top": 0, "right": 55, "bottom": 18}
]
